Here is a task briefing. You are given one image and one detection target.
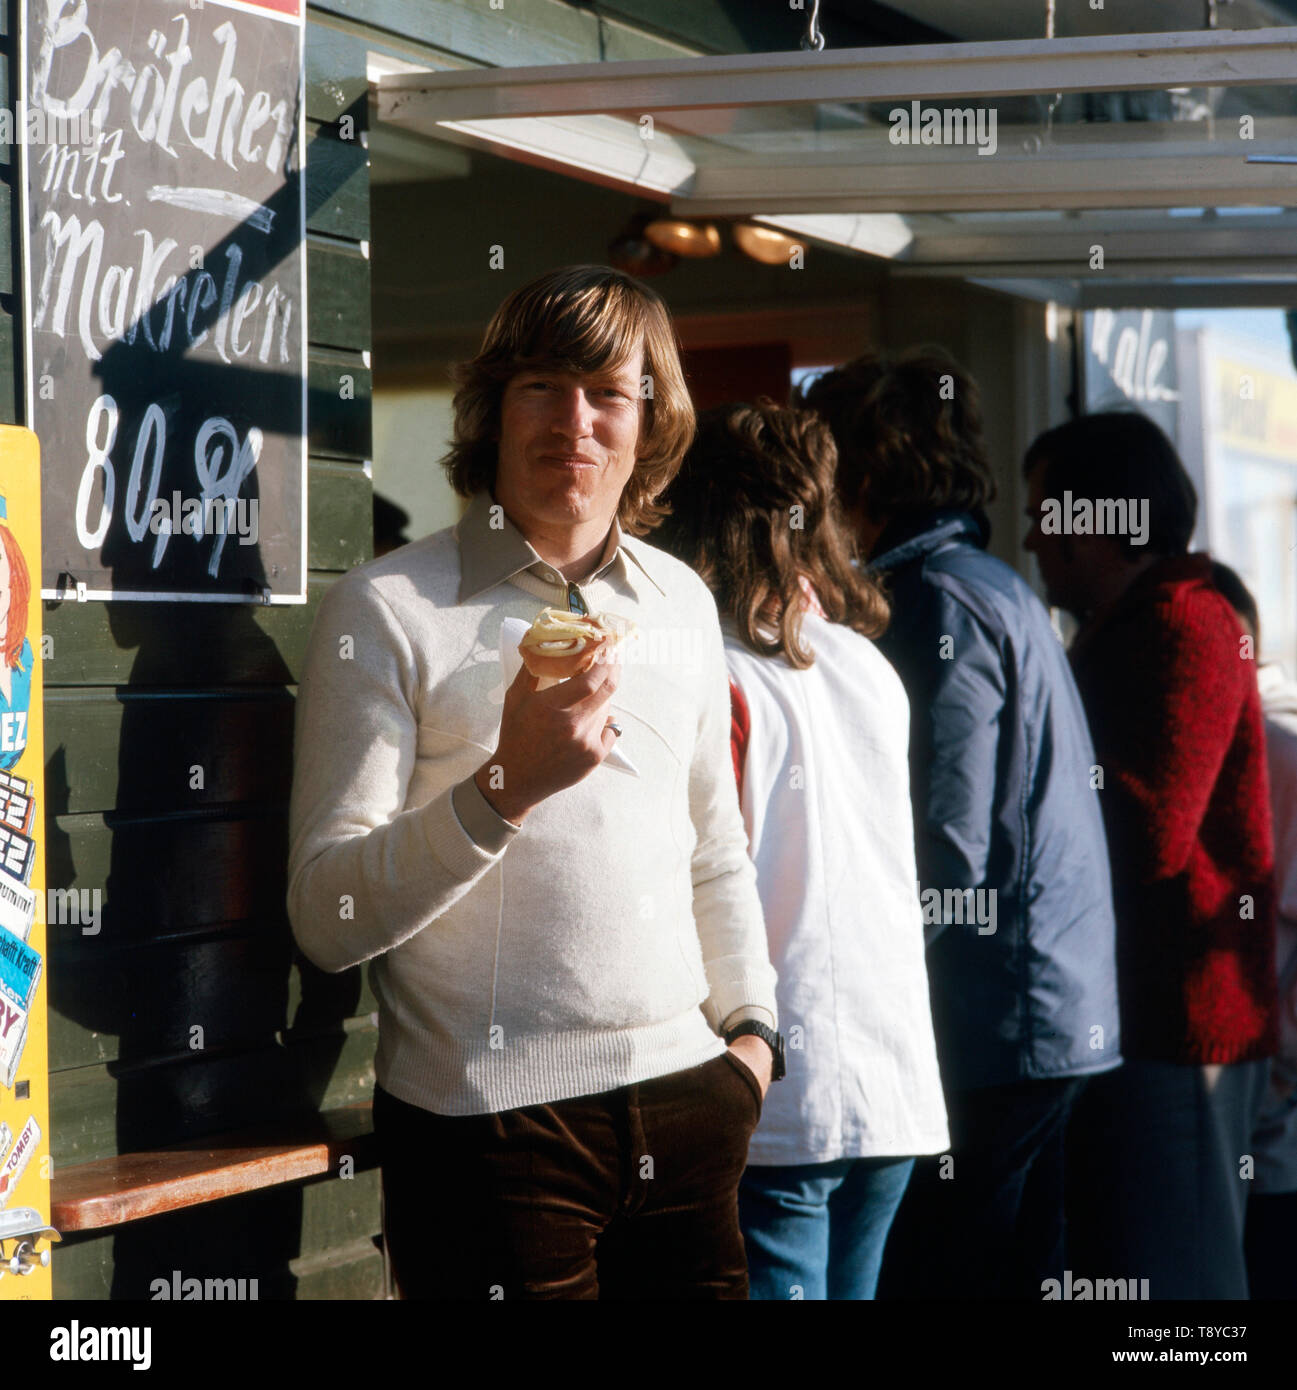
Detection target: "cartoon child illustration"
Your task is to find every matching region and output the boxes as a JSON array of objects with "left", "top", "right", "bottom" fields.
[{"left": 0, "top": 498, "right": 33, "bottom": 771}]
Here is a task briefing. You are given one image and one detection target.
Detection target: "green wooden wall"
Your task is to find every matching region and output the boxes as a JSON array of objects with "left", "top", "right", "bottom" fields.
[{"left": 31, "top": 2, "right": 376, "bottom": 1300}]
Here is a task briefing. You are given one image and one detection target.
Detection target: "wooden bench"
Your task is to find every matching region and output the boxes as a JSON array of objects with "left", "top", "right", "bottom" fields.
[{"left": 50, "top": 1103, "right": 376, "bottom": 1233}]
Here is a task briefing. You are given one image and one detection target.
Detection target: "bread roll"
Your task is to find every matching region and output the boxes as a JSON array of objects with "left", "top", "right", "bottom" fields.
[{"left": 518, "top": 608, "right": 615, "bottom": 679}]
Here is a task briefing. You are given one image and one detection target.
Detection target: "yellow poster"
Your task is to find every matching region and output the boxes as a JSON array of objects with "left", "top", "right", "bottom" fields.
[
  {"left": 0, "top": 427, "right": 54, "bottom": 1301},
  {"left": 1214, "top": 357, "right": 1297, "bottom": 464}
]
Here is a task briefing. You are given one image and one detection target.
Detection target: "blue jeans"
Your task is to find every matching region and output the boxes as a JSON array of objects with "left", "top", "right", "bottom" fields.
[{"left": 738, "top": 1157, "right": 915, "bottom": 1300}]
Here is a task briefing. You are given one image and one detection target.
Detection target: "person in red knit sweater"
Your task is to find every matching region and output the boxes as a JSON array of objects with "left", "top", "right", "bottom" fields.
[{"left": 1022, "top": 411, "right": 1278, "bottom": 1299}]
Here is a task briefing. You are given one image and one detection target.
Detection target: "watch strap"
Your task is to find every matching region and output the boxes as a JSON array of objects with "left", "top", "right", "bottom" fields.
[{"left": 722, "top": 1019, "right": 786, "bottom": 1081}]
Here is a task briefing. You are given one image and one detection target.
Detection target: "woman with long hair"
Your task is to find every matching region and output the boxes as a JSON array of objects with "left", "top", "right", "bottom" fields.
[{"left": 652, "top": 399, "right": 948, "bottom": 1300}]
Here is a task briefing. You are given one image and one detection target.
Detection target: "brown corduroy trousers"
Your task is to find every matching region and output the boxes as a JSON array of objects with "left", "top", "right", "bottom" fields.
[{"left": 375, "top": 1050, "right": 763, "bottom": 1300}]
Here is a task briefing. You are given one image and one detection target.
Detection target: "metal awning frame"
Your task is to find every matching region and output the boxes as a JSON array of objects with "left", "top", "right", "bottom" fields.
[
  {"left": 374, "top": 28, "right": 1297, "bottom": 299},
  {"left": 378, "top": 28, "right": 1297, "bottom": 120}
]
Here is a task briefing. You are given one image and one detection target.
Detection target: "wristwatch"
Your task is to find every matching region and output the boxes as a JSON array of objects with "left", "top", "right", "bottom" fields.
[{"left": 722, "top": 1020, "right": 787, "bottom": 1082}]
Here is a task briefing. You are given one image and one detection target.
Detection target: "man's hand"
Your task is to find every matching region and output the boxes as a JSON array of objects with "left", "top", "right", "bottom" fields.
[
  {"left": 728, "top": 1033, "right": 773, "bottom": 1099},
  {"left": 475, "top": 657, "right": 622, "bottom": 824}
]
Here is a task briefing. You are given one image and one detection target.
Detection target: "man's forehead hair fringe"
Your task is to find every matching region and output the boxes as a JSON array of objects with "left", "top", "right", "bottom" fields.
[
  {"left": 441, "top": 264, "right": 694, "bottom": 535},
  {"left": 491, "top": 278, "right": 647, "bottom": 377}
]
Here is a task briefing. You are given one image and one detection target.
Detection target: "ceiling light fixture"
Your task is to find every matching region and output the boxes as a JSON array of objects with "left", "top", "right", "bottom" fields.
[
  {"left": 643, "top": 219, "right": 722, "bottom": 257},
  {"left": 733, "top": 222, "right": 804, "bottom": 266}
]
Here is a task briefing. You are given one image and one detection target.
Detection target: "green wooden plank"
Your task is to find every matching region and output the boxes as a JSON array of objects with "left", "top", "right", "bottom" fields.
[
  {"left": 0, "top": 56, "right": 9, "bottom": 166},
  {"left": 48, "top": 929, "right": 379, "bottom": 1073},
  {"left": 290, "top": 1238, "right": 385, "bottom": 1300},
  {"left": 53, "top": 1170, "right": 381, "bottom": 1300},
  {"left": 305, "top": 119, "right": 369, "bottom": 241},
  {"left": 48, "top": 930, "right": 294, "bottom": 1071},
  {"left": 44, "top": 687, "right": 294, "bottom": 817},
  {"left": 307, "top": 238, "right": 371, "bottom": 351},
  {"left": 308, "top": 350, "right": 372, "bottom": 461},
  {"left": 0, "top": 310, "right": 17, "bottom": 426},
  {"left": 309, "top": 459, "right": 371, "bottom": 569},
  {"left": 298, "top": 1166, "right": 382, "bottom": 1258},
  {"left": 50, "top": 1025, "right": 378, "bottom": 1164},
  {"left": 41, "top": 574, "right": 330, "bottom": 685},
  {"left": 48, "top": 971, "right": 380, "bottom": 1074},
  {"left": 44, "top": 805, "right": 288, "bottom": 941},
  {"left": 49, "top": 929, "right": 378, "bottom": 1076},
  {"left": 308, "top": 0, "right": 599, "bottom": 66},
  {"left": 305, "top": 0, "right": 797, "bottom": 67},
  {"left": 49, "top": 1232, "right": 114, "bottom": 1301},
  {"left": 0, "top": 179, "right": 11, "bottom": 292},
  {"left": 305, "top": 16, "right": 371, "bottom": 125},
  {"left": 305, "top": 0, "right": 709, "bottom": 83}
]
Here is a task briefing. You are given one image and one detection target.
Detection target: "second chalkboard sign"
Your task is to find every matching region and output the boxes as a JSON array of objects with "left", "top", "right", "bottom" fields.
[{"left": 20, "top": 0, "right": 307, "bottom": 602}]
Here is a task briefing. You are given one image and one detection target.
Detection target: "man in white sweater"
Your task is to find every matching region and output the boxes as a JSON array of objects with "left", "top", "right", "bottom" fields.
[{"left": 287, "top": 265, "right": 780, "bottom": 1299}]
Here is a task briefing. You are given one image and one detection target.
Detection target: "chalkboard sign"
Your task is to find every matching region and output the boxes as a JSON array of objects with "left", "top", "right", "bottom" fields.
[
  {"left": 1083, "top": 308, "right": 1181, "bottom": 447},
  {"left": 20, "top": 0, "right": 306, "bottom": 602}
]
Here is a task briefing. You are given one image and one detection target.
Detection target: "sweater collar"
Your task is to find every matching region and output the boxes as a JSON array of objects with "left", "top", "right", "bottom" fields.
[
  {"left": 454, "top": 488, "right": 667, "bottom": 604},
  {"left": 1070, "top": 552, "right": 1214, "bottom": 658},
  {"left": 867, "top": 509, "right": 989, "bottom": 574}
]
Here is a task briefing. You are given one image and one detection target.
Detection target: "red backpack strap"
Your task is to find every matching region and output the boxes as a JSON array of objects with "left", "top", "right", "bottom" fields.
[{"left": 729, "top": 678, "right": 750, "bottom": 800}]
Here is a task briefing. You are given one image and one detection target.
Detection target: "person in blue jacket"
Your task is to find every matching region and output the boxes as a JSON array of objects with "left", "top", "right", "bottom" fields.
[{"left": 799, "top": 347, "right": 1122, "bottom": 1299}]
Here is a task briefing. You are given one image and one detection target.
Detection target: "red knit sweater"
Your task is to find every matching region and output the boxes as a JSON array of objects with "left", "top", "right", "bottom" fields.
[{"left": 1069, "top": 553, "right": 1278, "bottom": 1065}]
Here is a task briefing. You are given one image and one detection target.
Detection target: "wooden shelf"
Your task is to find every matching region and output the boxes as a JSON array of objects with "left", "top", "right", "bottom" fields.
[{"left": 50, "top": 1104, "right": 375, "bottom": 1233}]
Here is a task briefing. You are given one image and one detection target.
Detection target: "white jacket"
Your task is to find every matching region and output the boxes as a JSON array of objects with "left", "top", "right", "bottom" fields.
[{"left": 725, "top": 610, "right": 950, "bottom": 1164}]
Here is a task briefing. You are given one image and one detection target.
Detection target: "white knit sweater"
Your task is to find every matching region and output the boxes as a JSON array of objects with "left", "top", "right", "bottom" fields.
[{"left": 287, "top": 494, "right": 778, "bottom": 1116}]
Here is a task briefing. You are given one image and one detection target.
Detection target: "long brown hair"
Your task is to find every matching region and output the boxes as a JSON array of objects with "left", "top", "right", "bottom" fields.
[
  {"left": 441, "top": 265, "right": 696, "bottom": 536},
  {"left": 652, "top": 400, "right": 889, "bottom": 669}
]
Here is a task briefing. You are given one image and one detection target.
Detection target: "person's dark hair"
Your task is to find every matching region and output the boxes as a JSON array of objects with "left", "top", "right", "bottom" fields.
[
  {"left": 652, "top": 399, "right": 890, "bottom": 669},
  {"left": 794, "top": 345, "right": 996, "bottom": 523},
  {"left": 1209, "top": 559, "right": 1260, "bottom": 647},
  {"left": 1023, "top": 412, "right": 1197, "bottom": 557},
  {"left": 441, "top": 264, "right": 695, "bottom": 536}
]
